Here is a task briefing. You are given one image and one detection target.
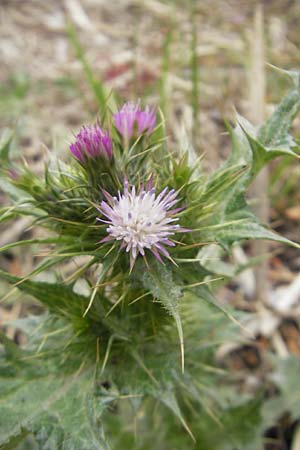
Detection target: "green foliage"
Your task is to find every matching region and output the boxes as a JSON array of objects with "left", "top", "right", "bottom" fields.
[
  {"left": 263, "top": 356, "right": 300, "bottom": 425},
  {"left": 181, "top": 397, "right": 264, "bottom": 450},
  {"left": 0, "top": 323, "right": 109, "bottom": 450},
  {"left": 0, "top": 133, "right": 13, "bottom": 163},
  {"left": 143, "top": 263, "right": 185, "bottom": 371},
  {"left": 1, "top": 74, "right": 300, "bottom": 449}
]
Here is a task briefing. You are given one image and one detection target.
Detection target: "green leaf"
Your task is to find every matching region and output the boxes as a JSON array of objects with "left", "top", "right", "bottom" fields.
[
  {"left": 199, "top": 217, "right": 300, "bottom": 249},
  {"left": 218, "top": 398, "right": 264, "bottom": 450},
  {"left": 195, "top": 94, "right": 300, "bottom": 252},
  {"left": 156, "top": 389, "right": 195, "bottom": 442},
  {"left": 0, "top": 364, "right": 108, "bottom": 449},
  {"left": 258, "top": 87, "right": 300, "bottom": 149},
  {"left": 0, "top": 269, "right": 117, "bottom": 344},
  {"left": 0, "top": 132, "right": 13, "bottom": 163},
  {"left": 234, "top": 86, "right": 300, "bottom": 177},
  {"left": 242, "top": 126, "right": 299, "bottom": 176},
  {"left": 196, "top": 244, "right": 235, "bottom": 277},
  {"left": 0, "top": 179, "right": 32, "bottom": 205},
  {"left": 268, "top": 356, "right": 300, "bottom": 421},
  {"left": 0, "top": 269, "right": 91, "bottom": 319},
  {"left": 142, "top": 264, "right": 185, "bottom": 372},
  {"left": 0, "top": 330, "right": 23, "bottom": 361},
  {"left": 186, "top": 396, "right": 264, "bottom": 450}
]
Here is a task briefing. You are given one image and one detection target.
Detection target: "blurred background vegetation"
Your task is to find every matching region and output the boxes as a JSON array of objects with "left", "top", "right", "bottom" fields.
[{"left": 2, "top": 1, "right": 300, "bottom": 449}]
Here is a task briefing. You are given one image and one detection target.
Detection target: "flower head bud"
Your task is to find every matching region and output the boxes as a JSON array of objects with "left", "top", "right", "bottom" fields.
[
  {"left": 8, "top": 168, "right": 19, "bottom": 180},
  {"left": 70, "top": 124, "right": 112, "bottom": 162},
  {"left": 113, "top": 101, "right": 156, "bottom": 141}
]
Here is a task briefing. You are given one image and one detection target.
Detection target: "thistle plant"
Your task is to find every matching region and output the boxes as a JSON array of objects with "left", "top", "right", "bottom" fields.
[{"left": 1, "top": 75, "right": 300, "bottom": 450}]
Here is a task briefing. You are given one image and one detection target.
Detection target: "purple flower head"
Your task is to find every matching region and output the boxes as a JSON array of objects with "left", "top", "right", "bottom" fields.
[
  {"left": 113, "top": 101, "right": 156, "bottom": 141},
  {"left": 98, "top": 181, "right": 186, "bottom": 271},
  {"left": 70, "top": 124, "right": 112, "bottom": 162}
]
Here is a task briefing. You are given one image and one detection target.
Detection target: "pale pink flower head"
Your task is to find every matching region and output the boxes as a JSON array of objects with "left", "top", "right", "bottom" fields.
[
  {"left": 113, "top": 101, "right": 156, "bottom": 141},
  {"left": 98, "top": 181, "right": 186, "bottom": 270},
  {"left": 70, "top": 124, "right": 112, "bottom": 162}
]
